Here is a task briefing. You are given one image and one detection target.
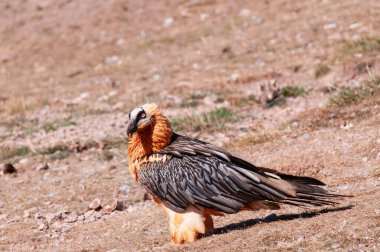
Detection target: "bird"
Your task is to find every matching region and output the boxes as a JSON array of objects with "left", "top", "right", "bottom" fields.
[{"left": 126, "top": 103, "right": 343, "bottom": 244}]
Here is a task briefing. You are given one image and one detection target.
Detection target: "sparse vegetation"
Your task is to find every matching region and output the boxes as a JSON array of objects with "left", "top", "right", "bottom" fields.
[
  {"left": 48, "top": 149, "right": 70, "bottom": 160},
  {"left": 38, "top": 144, "right": 70, "bottom": 155},
  {"left": 1, "top": 1, "right": 379, "bottom": 250},
  {"left": 354, "top": 61, "right": 374, "bottom": 74},
  {"left": 234, "top": 130, "right": 281, "bottom": 146},
  {"left": 43, "top": 123, "right": 58, "bottom": 133},
  {"left": 97, "top": 150, "right": 114, "bottom": 161},
  {"left": 42, "top": 120, "right": 77, "bottom": 133},
  {"left": 267, "top": 98, "right": 286, "bottom": 107},
  {"left": 281, "top": 86, "right": 306, "bottom": 97},
  {"left": 171, "top": 107, "right": 233, "bottom": 132},
  {"left": 229, "top": 94, "right": 257, "bottom": 107},
  {"left": 0, "top": 145, "right": 30, "bottom": 161},
  {"left": 3, "top": 116, "right": 38, "bottom": 132},
  {"left": 335, "top": 36, "right": 380, "bottom": 61},
  {"left": 314, "top": 64, "right": 331, "bottom": 79},
  {"left": 102, "top": 136, "right": 128, "bottom": 149},
  {"left": 329, "top": 76, "right": 380, "bottom": 107}
]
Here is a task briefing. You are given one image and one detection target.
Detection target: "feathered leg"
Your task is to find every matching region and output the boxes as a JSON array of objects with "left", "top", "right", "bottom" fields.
[{"left": 163, "top": 205, "right": 207, "bottom": 244}]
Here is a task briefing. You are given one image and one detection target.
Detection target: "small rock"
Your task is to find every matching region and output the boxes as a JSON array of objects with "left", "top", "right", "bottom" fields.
[
  {"left": 323, "top": 23, "right": 337, "bottom": 30},
  {"left": 34, "top": 163, "right": 49, "bottom": 171},
  {"left": 143, "top": 193, "right": 152, "bottom": 201},
  {"left": 239, "top": 8, "right": 251, "bottom": 17},
  {"left": 349, "top": 22, "right": 362, "bottom": 29},
  {"left": 19, "top": 158, "right": 28, "bottom": 165},
  {"left": 88, "top": 198, "right": 102, "bottom": 211},
  {"left": 103, "top": 199, "right": 125, "bottom": 213},
  {"left": 115, "top": 38, "right": 125, "bottom": 46},
  {"left": 119, "top": 184, "right": 130, "bottom": 194},
  {"left": 104, "top": 55, "right": 122, "bottom": 65},
  {"left": 34, "top": 212, "right": 45, "bottom": 221},
  {"left": 340, "top": 121, "right": 353, "bottom": 130},
  {"left": 199, "top": 13, "right": 209, "bottom": 21},
  {"left": 230, "top": 72, "right": 240, "bottom": 81},
  {"left": 163, "top": 17, "right": 174, "bottom": 27},
  {"left": 2, "top": 163, "right": 17, "bottom": 174},
  {"left": 252, "top": 15, "right": 262, "bottom": 25},
  {"left": 38, "top": 223, "right": 47, "bottom": 231}
]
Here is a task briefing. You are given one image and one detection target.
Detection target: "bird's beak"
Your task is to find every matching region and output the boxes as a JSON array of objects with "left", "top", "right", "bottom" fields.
[{"left": 126, "top": 119, "right": 138, "bottom": 137}]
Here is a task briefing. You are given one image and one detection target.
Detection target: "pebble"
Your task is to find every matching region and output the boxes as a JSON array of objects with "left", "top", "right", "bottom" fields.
[
  {"left": 34, "top": 163, "right": 49, "bottom": 171},
  {"left": 104, "top": 55, "right": 122, "bottom": 65},
  {"left": 239, "top": 8, "right": 251, "bottom": 17},
  {"left": 88, "top": 198, "right": 102, "bottom": 211},
  {"left": 163, "top": 17, "right": 174, "bottom": 27},
  {"left": 38, "top": 223, "right": 47, "bottom": 231},
  {"left": 119, "top": 184, "right": 130, "bottom": 194}
]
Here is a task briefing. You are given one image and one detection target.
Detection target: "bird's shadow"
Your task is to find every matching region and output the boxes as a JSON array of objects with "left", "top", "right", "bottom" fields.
[{"left": 213, "top": 205, "right": 353, "bottom": 235}]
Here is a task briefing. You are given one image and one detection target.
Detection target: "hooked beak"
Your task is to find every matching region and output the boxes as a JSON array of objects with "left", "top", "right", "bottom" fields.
[{"left": 126, "top": 119, "right": 138, "bottom": 137}]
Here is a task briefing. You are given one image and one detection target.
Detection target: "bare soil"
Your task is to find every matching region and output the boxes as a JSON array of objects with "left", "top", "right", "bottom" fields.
[{"left": 1, "top": 0, "right": 379, "bottom": 251}]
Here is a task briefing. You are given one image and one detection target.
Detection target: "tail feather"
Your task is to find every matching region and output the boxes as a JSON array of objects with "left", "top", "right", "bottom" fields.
[
  {"left": 258, "top": 172, "right": 347, "bottom": 208},
  {"left": 278, "top": 176, "right": 347, "bottom": 207},
  {"left": 228, "top": 156, "right": 348, "bottom": 209}
]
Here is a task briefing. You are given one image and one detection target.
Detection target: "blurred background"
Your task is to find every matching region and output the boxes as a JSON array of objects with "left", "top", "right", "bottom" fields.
[{"left": 1, "top": 0, "right": 379, "bottom": 251}]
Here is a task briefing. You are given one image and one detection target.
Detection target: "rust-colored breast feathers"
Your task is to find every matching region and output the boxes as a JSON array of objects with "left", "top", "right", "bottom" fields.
[{"left": 128, "top": 108, "right": 173, "bottom": 180}]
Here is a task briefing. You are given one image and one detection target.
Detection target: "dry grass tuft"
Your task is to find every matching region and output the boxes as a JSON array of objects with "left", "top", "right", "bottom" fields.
[
  {"left": 0, "top": 145, "right": 30, "bottom": 161},
  {"left": 329, "top": 76, "right": 380, "bottom": 107},
  {"left": 42, "top": 120, "right": 77, "bottom": 133},
  {"left": 281, "top": 86, "right": 306, "bottom": 97},
  {"left": 171, "top": 107, "right": 233, "bottom": 132},
  {"left": 225, "top": 127, "right": 285, "bottom": 150},
  {"left": 334, "top": 36, "right": 380, "bottom": 61},
  {"left": 314, "top": 64, "right": 331, "bottom": 79}
]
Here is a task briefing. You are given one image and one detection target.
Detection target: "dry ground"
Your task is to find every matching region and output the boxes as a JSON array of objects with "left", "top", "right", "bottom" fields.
[{"left": 1, "top": 0, "right": 380, "bottom": 251}]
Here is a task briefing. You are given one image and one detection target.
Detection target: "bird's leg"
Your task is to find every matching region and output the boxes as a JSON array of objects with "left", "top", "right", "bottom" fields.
[
  {"left": 204, "top": 214, "right": 214, "bottom": 236},
  {"left": 163, "top": 205, "right": 208, "bottom": 244}
]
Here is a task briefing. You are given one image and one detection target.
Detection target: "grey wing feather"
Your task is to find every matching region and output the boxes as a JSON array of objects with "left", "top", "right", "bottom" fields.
[{"left": 138, "top": 134, "right": 341, "bottom": 214}]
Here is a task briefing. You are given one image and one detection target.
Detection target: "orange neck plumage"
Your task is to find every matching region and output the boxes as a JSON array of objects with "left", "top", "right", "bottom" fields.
[{"left": 128, "top": 109, "right": 173, "bottom": 180}]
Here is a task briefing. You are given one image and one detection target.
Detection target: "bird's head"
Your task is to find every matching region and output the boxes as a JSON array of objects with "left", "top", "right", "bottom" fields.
[
  {"left": 126, "top": 103, "right": 172, "bottom": 138},
  {"left": 127, "top": 103, "right": 157, "bottom": 137},
  {"left": 127, "top": 103, "right": 173, "bottom": 163}
]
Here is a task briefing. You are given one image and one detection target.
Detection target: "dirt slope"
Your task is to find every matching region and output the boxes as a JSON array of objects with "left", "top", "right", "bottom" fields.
[{"left": 1, "top": 0, "right": 379, "bottom": 251}]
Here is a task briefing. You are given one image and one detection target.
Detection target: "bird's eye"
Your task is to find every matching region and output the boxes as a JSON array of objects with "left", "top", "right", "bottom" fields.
[{"left": 140, "top": 112, "right": 146, "bottom": 119}]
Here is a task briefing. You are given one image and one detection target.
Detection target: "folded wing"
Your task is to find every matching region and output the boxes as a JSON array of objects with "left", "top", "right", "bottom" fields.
[{"left": 138, "top": 134, "right": 341, "bottom": 214}]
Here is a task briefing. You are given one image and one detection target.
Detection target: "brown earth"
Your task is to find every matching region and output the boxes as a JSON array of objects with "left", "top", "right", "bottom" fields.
[{"left": 1, "top": 0, "right": 380, "bottom": 251}]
